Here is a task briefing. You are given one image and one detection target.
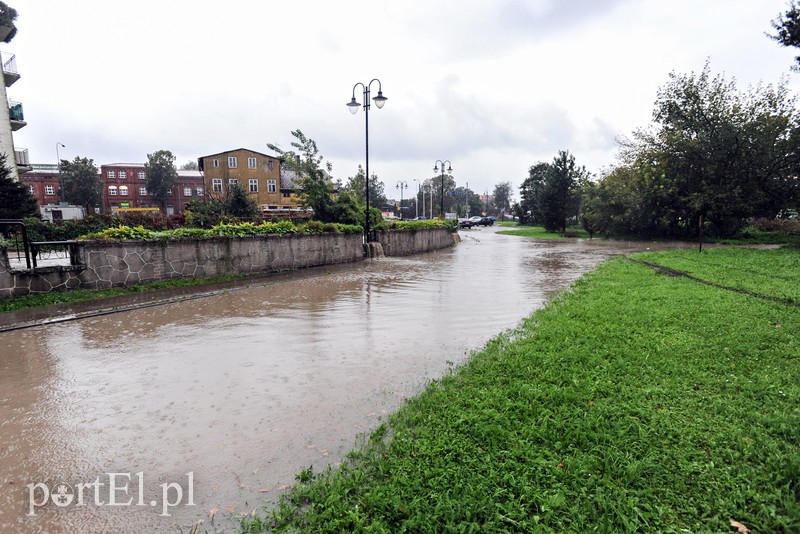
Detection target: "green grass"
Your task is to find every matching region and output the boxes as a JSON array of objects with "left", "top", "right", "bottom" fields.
[
  {"left": 497, "top": 224, "right": 591, "bottom": 239},
  {"left": 634, "top": 248, "right": 800, "bottom": 305},
  {"left": 0, "top": 274, "right": 249, "bottom": 313},
  {"left": 240, "top": 248, "right": 800, "bottom": 533}
]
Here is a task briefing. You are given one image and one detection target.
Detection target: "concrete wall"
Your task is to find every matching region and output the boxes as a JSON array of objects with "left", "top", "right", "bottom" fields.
[{"left": 0, "top": 228, "right": 458, "bottom": 298}]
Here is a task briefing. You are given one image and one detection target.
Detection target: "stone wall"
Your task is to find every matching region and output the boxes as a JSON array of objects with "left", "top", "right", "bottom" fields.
[
  {"left": 0, "top": 228, "right": 458, "bottom": 298},
  {"left": 376, "top": 227, "right": 458, "bottom": 256}
]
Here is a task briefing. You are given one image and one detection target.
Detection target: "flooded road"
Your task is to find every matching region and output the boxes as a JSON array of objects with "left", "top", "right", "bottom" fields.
[{"left": 0, "top": 228, "right": 687, "bottom": 532}]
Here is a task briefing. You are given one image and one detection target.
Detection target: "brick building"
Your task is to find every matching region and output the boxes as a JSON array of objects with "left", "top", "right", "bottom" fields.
[{"left": 100, "top": 163, "right": 203, "bottom": 215}]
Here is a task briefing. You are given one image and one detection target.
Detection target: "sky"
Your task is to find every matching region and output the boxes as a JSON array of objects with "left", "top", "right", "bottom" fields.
[{"left": 9, "top": 0, "right": 800, "bottom": 201}]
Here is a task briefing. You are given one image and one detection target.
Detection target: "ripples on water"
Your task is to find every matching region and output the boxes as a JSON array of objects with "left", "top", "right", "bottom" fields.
[{"left": 0, "top": 229, "right": 664, "bottom": 532}]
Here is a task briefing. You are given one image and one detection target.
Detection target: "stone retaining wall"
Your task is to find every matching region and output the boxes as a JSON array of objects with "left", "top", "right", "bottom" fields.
[{"left": 0, "top": 228, "right": 458, "bottom": 298}]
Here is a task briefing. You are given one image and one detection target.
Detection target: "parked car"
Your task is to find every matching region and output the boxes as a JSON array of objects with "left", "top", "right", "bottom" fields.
[
  {"left": 468, "top": 216, "right": 494, "bottom": 226},
  {"left": 458, "top": 218, "right": 474, "bottom": 228}
]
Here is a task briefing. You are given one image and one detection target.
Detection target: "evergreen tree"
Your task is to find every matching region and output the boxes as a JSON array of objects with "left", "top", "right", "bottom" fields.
[
  {"left": 60, "top": 156, "right": 101, "bottom": 212},
  {"left": 0, "top": 154, "right": 38, "bottom": 218}
]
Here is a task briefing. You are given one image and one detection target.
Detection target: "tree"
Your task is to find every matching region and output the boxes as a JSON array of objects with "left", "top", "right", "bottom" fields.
[
  {"left": 492, "top": 181, "right": 513, "bottom": 218},
  {"left": 145, "top": 150, "right": 178, "bottom": 212},
  {"left": 770, "top": 2, "right": 800, "bottom": 70},
  {"left": 225, "top": 184, "right": 259, "bottom": 220},
  {"left": 519, "top": 153, "right": 587, "bottom": 231},
  {"left": 0, "top": 2, "right": 18, "bottom": 43},
  {"left": 267, "top": 130, "right": 337, "bottom": 222},
  {"left": 621, "top": 62, "right": 800, "bottom": 238},
  {"left": 0, "top": 154, "right": 37, "bottom": 218},
  {"left": 345, "top": 165, "right": 389, "bottom": 210},
  {"left": 60, "top": 156, "right": 101, "bottom": 213},
  {"left": 179, "top": 160, "right": 198, "bottom": 171}
]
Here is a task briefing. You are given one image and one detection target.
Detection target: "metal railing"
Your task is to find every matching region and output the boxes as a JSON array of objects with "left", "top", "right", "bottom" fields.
[
  {"left": 1, "top": 50, "right": 16, "bottom": 75},
  {"left": 0, "top": 219, "right": 32, "bottom": 269}
]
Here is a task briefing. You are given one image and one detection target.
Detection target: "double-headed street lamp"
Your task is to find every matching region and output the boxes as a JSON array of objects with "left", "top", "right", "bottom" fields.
[
  {"left": 433, "top": 159, "right": 452, "bottom": 220},
  {"left": 396, "top": 180, "right": 408, "bottom": 220},
  {"left": 347, "top": 79, "right": 387, "bottom": 242}
]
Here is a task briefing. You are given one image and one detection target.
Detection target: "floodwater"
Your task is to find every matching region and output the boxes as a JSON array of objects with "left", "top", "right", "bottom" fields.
[{"left": 0, "top": 228, "right": 692, "bottom": 532}]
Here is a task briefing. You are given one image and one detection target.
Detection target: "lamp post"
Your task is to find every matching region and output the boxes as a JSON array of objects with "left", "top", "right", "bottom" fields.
[
  {"left": 347, "top": 79, "right": 387, "bottom": 242},
  {"left": 412, "top": 179, "right": 420, "bottom": 219},
  {"left": 56, "top": 142, "right": 66, "bottom": 203},
  {"left": 396, "top": 180, "right": 408, "bottom": 220},
  {"left": 433, "top": 160, "right": 452, "bottom": 220}
]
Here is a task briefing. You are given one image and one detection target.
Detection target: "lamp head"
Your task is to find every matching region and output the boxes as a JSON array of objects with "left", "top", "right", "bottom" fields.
[
  {"left": 346, "top": 97, "right": 360, "bottom": 114},
  {"left": 372, "top": 90, "right": 387, "bottom": 109}
]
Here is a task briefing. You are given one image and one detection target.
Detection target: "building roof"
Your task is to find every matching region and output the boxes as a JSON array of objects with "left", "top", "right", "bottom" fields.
[
  {"left": 103, "top": 163, "right": 146, "bottom": 168},
  {"left": 177, "top": 170, "right": 202, "bottom": 178},
  {"left": 280, "top": 167, "right": 300, "bottom": 190},
  {"left": 197, "top": 148, "right": 278, "bottom": 160}
]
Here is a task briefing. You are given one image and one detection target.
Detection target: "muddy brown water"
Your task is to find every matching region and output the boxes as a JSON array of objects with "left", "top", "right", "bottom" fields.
[{"left": 0, "top": 228, "right": 699, "bottom": 532}]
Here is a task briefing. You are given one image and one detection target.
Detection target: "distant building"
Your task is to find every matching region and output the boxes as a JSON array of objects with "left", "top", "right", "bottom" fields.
[
  {"left": 198, "top": 148, "right": 304, "bottom": 216},
  {"left": 20, "top": 164, "right": 60, "bottom": 207},
  {"left": 100, "top": 163, "right": 203, "bottom": 215}
]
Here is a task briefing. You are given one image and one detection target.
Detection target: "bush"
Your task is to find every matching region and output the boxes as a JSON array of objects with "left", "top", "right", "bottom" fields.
[{"left": 750, "top": 217, "right": 800, "bottom": 235}]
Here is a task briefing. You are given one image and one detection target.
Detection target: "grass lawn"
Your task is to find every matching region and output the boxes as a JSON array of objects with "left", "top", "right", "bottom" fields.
[
  {"left": 240, "top": 248, "right": 800, "bottom": 533},
  {"left": 497, "top": 224, "right": 591, "bottom": 239},
  {"left": 0, "top": 273, "right": 250, "bottom": 313}
]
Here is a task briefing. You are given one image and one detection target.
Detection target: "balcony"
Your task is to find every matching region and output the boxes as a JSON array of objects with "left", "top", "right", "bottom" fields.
[
  {"left": 8, "top": 100, "right": 25, "bottom": 130},
  {"left": 0, "top": 50, "right": 18, "bottom": 87},
  {"left": 14, "top": 147, "right": 30, "bottom": 173}
]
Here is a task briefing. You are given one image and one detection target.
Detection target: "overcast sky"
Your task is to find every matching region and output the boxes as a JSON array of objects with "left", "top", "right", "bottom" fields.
[{"left": 10, "top": 0, "right": 799, "bottom": 200}]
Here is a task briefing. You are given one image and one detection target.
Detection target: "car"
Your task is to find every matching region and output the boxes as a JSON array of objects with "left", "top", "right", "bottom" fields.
[
  {"left": 468, "top": 216, "right": 494, "bottom": 226},
  {"left": 458, "top": 218, "right": 474, "bottom": 228}
]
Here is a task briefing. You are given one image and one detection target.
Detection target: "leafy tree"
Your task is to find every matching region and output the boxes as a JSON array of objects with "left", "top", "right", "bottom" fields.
[
  {"left": 267, "top": 130, "right": 337, "bottom": 222},
  {"left": 145, "top": 150, "right": 178, "bottom": 212},
  {"left": 329, "top": 190, "right": 363, "bottom": 226},
  {"left": 60, "top": 156, "right": 101, "bottom": 213},
  {"left": 225, "top": 184, "right": 260, "bottom": 220},
  {"left": 519, "top": 152, "right": 587, "bottom": 232},
  {"left": 621, "top": 62, "right": 800, "bottom": 237},
  {"left": 492, "top": 181, "right": 513, "bottom": 218},
  {"left": 184, "top": 198, "right": 226, "bottom": 228},
  {"left": 0, "top": 154, "right": 37, "bottom": 218},
  {"left": 345, "top": 165, "right": 389, "bottom": 210},
  {"left": 770, "top": 1, "right": 800, "bottom": 70},
  {"left": 179, "top": 160, "right": 199, "bottom": 171},
  {"left": 0, "top": 2, "right": 18, "bottom": 43}
]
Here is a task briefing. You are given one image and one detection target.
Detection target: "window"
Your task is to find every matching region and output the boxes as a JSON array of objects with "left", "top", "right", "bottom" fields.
[
  {"left": 28, "top": 185, "right": 35, "bottom": 195},
  {"left": 196, "top": 187, "right": 204, "bottom": 196},
  {"left": 107, "top": 170, "right": 116, "bottom": 179},
  {"left": 213, "top": 159, "right": 219, "bottom": 168},
  {"left": 229, "top": 178, "right": 239, "bottom": 188},
  {"left": 44, "top": 185, "right": 54, "bottom": 195},
  {"left": 267, "top": 179, "right": 277, "bottom": 193},
  {"left": 139, "top": 187, "right": 148, "bottom": 195},
  {"left": 282, "top": 192, "right": 291, "bottom": 198},
  {"left": 108, "top": 186, "right": 118, "bottom": 196},
  {"left": 248, "top": 157, "right": 257, "bottom": 168},
  {"left": 268, "top": 160, "right": 274, "bottom": 171},
  {"left": 138, "top": 171, "right": 146, "bottom": 180},
  {"left": 212, "top": 179, "right": 222, "bottom": 193},
  {"left": 119, "top": 170, "right": 127, "bottom": 180},
  {"left": 228, "top": 156, "right": 237, "bottom": 168},
  {"left": 184, "top": 187, "right": 192, "bottom": 196},
  {"left": 249, "top": 179, "right": 258, "bottom": 193},
  {"left": 119, "top": 186, "right": 129, "bottom": 196}
]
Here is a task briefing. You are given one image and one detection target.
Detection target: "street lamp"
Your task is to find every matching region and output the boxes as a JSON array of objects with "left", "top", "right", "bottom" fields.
[
  {"left": 433, "top": 160, "right": 452, "bottom": 220},
  {"left": 347, "top": 79, "right": 387, "bottom": 242},
  {"left": 412, "top": 178, "right": 420, "bottom": 219},
  {"left": 56, "top": 142, "right": 66, "bottom": 203},
  {"left": 396, "top": 180, "right": 408, "bottom": 220}
]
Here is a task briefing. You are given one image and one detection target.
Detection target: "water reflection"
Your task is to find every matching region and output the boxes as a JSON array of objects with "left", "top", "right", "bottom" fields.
[{"left": 0, "top": 229, "right": 679, "bottom": 532}]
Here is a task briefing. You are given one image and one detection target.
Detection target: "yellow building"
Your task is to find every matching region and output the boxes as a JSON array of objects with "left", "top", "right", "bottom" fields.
[{"left": 197, "top": 148, "right": 302, "bottom": 215}]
